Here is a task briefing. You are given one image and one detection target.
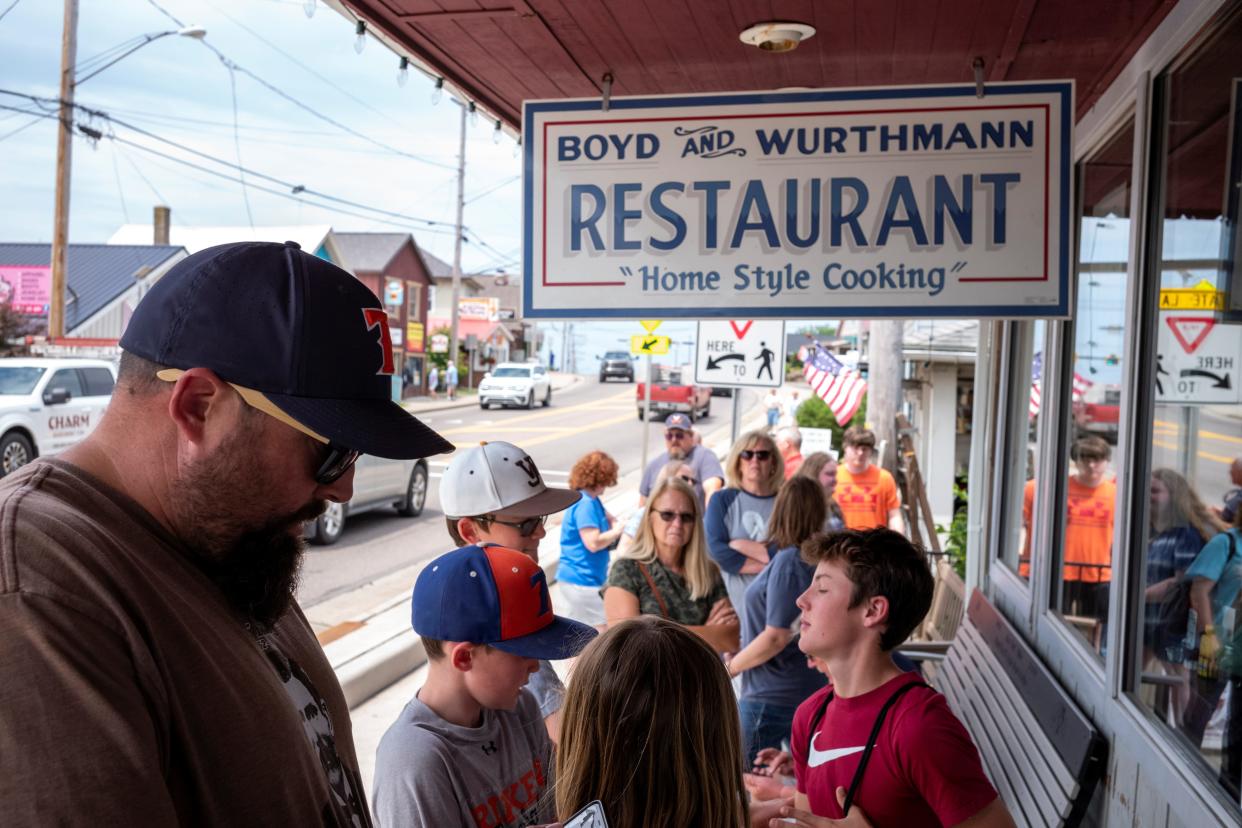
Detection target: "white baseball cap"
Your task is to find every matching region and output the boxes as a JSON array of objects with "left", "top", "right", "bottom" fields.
[{"left": 439, "top": 441, "right": 580, "bottom": 519}]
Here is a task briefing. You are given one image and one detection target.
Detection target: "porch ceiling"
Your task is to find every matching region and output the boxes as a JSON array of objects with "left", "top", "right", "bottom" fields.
[{"left": 337, "top": 0, "right": 1178, "bottom": 129}]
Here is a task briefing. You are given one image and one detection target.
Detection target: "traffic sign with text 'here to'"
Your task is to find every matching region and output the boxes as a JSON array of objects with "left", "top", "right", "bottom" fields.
[{"left": 694, "top": 320, "right": 787, "bottom": 388}]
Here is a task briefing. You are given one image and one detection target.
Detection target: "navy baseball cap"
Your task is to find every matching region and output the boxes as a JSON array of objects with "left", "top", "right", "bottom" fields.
[
  {"left": 119, "top": 241, "right": 453, "bottom": 460},
  {"left": 412, "top": 545, "right": 597, "bottom": 660},
  {"left": 664, "top": 413, "right": 692, "bottom": 431}
]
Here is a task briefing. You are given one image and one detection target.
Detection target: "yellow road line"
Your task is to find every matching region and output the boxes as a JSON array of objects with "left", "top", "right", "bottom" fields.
[{"left": 513, "top": 411, "right": 644, "bottom": 449}]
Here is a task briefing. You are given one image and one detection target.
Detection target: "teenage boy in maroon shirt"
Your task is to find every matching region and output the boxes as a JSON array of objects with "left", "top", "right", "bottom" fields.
[{"left": 774, "top": 529, "right": 1015, "bottom": 827}]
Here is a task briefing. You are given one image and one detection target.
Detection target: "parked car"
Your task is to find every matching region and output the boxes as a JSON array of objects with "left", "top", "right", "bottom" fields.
[
  {"left": 636, "top": 365, "right": 712, "bottom": 421},
  {"left": 305, "top": 455, "right": 429, "bottom": 545},
  {"left": 479, "top": 362, "right": 552, "bottom": 409},
  {"left": 0, "top": 357, "right": 116, "bottom": 476},
  {"left": 599, "top": 351, "right": 635, "bottom": 382}
]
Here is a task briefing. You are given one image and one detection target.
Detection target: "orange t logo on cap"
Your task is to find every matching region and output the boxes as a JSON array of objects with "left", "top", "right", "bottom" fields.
[{"left": 362, "top": 308, "right": 395, "bottom": 375}]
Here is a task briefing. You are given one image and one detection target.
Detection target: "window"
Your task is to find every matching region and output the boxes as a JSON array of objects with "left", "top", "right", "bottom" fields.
[
  {"left": 1130, "top": 8, "right": 1242, "bottom": 807},
  {"left": 1054, "top": 118, "right": 1135, "bottom": 656},
  {"left": 1000, "top": 320, "right": 1047, "bottom": 583},
  {"left": 47, "top": 369, "right": 85, "bottom": 400},
  {"left": 81, "top": 368, "right": 115, "bottom": 397},
  {"left": 406, "top": 282, "right": 422, "bottom": 319}
]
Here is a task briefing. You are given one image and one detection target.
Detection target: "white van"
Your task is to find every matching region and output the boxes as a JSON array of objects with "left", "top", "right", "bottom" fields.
[{"left": 0, "top": 358, "right": 117, "bottom": 475}]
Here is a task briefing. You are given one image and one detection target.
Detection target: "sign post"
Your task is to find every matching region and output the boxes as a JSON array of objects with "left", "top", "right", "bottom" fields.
[
  {"left": 523, "top": 81, "right": 1072, "bottom": 320},
  {"left": 640, "top": 354, "right": 654, "bottom": 475}
]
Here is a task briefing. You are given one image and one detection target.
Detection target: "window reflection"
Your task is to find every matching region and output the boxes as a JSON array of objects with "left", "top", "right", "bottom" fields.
[
  {"left": 1131, "top": 7, "right": 1242, "bottom": 807},
  {"left": 1054, "top": 121, "right": 1134, "bottom": 655},
  {"left": 1008, "top": 321, "right": 1046, "bottom": 583}
]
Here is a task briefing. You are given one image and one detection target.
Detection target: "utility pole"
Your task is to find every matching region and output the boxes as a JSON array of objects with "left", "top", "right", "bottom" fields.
[
  {"left": 50, "top": 0, "right": 79, "bottom": 338},
  {"left": 448, "top": 103, "right": 467, "bottom": 371},
  {"left": 869, "top": 320, "right": 905, "bottom": 473}
]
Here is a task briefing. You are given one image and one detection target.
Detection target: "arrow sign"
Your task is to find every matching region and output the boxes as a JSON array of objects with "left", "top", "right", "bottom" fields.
[
  {"left": 706, "top": 353, "right": 745, "bottom": 370},
  {"left": 640, "top": 320, "right": 662, "bottom": 333},
  {"left": 630, "top": 334, "right": 670, "bottom": 355},
  {"left": 1180, "top": 368, "right": 1232, "bottom": 389},
  {"left": 728, "top": 320, "right": 754, "bottom": 339},
  {"left": 1166, "top": 316, "right": 1215, "bottom": 354}
]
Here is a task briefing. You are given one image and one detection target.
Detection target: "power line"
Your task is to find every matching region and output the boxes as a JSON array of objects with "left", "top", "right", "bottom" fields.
[
  {"left": 223, "top": 63, "right": 255, "bottom": 227},
  {"left": 108, "top": 143, "right": 131, "bottom": 222},
  {"left": 0, "top": 114, "right": 43, "bottom": 142},
  {"left": 142, "top": 0, "right": 454, "bottom": 170},
  {"left": 202, "top": 0, "right": 424, "bottom": 136},
  {"left": 0, "top": 0, "right": 23, "bottom": 25},
  {"left": 464, "top": 175, "right": 520, "bottom": 205},
  {"left": 0, "top": 90, "right": 462, "bottom": 230}
]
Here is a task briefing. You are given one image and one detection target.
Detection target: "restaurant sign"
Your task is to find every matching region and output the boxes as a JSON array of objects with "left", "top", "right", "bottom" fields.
[{"left": 523, "top": 81, "right": 1072, "bottom": 319}]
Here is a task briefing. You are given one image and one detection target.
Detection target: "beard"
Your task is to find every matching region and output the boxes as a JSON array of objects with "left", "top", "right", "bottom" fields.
[
  {"left": 668, "top": 445, "right": 688, "bottom": 460},
  {"left": 168, "top": 420, "right": 326, "bottom": 628}
]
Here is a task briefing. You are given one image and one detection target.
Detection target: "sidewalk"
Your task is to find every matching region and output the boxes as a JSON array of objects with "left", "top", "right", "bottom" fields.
[{"left": 345, "top": 390, "right": 769, "bottom": 794}]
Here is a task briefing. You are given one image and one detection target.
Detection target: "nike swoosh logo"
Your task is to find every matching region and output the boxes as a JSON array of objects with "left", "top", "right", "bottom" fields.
[{"left": 807, "top": 736, "right": 866, "bottom": 768}]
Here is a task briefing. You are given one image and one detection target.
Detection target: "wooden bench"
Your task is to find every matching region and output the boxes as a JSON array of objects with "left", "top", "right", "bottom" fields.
[{"left": 934, "top": 590, "right": 1108, "bottom": 828}]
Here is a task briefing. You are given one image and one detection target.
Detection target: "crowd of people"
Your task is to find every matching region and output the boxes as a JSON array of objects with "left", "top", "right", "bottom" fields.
[{"left": 0, "top": 242, "right": 1017, "bottom": 826}]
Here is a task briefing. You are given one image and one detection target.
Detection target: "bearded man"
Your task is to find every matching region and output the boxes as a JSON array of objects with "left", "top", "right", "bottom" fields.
[
  {"left": 0, "top": 242, "right": 451, "bottom": 824},
  {"left": 638, "top": 413, "right": 724, "bottom": 507}
]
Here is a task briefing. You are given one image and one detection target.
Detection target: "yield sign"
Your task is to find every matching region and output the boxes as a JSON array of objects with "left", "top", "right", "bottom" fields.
[
  {"left": 1166, "top": 316, "right": 1215, "bottom": 354},
  {"left": 640, "top": 319, "right": 662, "bottom": 333},
  {"left": 728, "top": 320, "right": 754, "bottom": 339}
]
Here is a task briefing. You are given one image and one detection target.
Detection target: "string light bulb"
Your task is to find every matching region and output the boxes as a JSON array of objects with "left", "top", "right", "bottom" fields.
[
  {"left": 513, "top": 134, "right": 522, "bottom": 159},
  {"left": 397, "top": 56, "right": 409, "bottom": 87},
  {"left": 467, "top": 101, "right": 478, "bottom": 127},
  {"left": 492, "top": 119, "right": 502, "bottom": 144},
  {"left": 303, "top": 0, "right": 316, "bottom": 18},
  {"left": 354, "top": 20, "right": 367, "bottom": 54},
  {"left": 431, "top": 77, "right": 444, "bottom": 105}
]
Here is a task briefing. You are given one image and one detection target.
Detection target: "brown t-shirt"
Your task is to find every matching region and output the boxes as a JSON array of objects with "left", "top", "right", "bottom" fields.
[{"left": 0, "top": 459, "right": 370, "bottom": 826}]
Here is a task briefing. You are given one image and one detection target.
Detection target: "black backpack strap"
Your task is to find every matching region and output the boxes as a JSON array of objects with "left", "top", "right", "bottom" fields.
[{"left": 842, "top": 681, "right": 929, "bottom": 815}]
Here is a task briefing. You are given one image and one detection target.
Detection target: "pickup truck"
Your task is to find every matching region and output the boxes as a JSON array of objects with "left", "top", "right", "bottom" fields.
[
  {"left": 636, "top": 366, "right": 712, "bottom": 422},
  {"left": 0, "top": 357, "right": 117, "bottom": 475}
]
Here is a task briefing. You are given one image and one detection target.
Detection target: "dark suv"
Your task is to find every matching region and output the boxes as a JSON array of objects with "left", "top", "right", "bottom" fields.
[{"left": 599, "top": 351, "right": 634, "bottom": 382}]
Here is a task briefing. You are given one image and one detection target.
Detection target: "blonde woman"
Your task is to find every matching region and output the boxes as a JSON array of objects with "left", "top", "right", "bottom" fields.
[
  {"left": 603, "top": 477, "right": 739, "bottom": 653},
  {"left": 555, "top": 617, "right": 754, "bottom": 828},
  {"left": 705, "top": 429, "right": 784, "bottom": 612}
]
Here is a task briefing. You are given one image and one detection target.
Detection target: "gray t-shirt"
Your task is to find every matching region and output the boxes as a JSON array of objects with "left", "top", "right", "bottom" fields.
[
  {"left": 526, "top": 660, "right": 564, "bottom": 718},
  {"left": 639, "top": 444, "right": 725, "bottom": 502},
  {"left": 373, "top": 688, "right": 554, "bottom": 827}
]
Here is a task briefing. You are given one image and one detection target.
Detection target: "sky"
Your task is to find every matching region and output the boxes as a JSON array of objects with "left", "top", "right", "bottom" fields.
[{"left": 0, "top": 0, "right": 522, "bottom": 274}]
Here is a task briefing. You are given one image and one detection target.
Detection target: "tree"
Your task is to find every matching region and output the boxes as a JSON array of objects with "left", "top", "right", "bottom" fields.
[
  {"left": 796, "top": 392, "right": 867, "bottom": 448},
  {"left": 0, "top": 303, "right": 35, "bottom": 356}
]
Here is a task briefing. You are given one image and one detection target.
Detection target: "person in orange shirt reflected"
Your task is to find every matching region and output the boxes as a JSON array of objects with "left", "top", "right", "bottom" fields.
[
  {"left": 1022, "top": 436, "right": 1116, "bottom": 615},
  {"left": 834, "top": 428, "right": 904, "bottom": 533}
]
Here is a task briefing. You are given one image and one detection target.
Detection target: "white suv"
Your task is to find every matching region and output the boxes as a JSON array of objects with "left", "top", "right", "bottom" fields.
[
  {"left": 478, "top": 363, "right": 552, "bottom": 409},
  {"left": 0, "top": 358, "right": 117, "bottom": 475}
]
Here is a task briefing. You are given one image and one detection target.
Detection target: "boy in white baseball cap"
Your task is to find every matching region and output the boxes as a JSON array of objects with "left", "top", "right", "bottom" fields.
[{"left": 439, "top": 441, "right": 581, "bottom": 742}]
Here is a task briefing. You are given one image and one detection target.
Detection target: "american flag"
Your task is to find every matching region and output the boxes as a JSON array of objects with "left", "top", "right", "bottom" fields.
[
  {"left": 1030, "top": 352, "right": 1094, "bottom": 418},
  {"left": 1072, "top": 372, "right": 1094, "bottom": 402},
  {"left": 1029, "top": 352, "right": 1043, "bottom": 418},
  {"left": 803, "top": 346, "right": 867, "bottom": 426}
]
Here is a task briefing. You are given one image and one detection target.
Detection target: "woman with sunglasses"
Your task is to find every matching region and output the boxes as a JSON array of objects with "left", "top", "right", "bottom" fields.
[
  {"left": 618, "top": 459, "right": 696, "bottom": 555},
  {"left": 558, "top": 451, "right": 624, "bottom": 626},
  {"left": 603, "top": 477, "right": 739, "bottom": 653},
  {"left": 705, "top": 430, "right": 784, "bottom": 613},
  {"left": 725, "top": 477, "right": 830, "bottom": 765}
]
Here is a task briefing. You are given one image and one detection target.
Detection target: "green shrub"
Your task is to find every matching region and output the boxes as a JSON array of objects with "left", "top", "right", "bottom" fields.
[{"left": 795, "top": 393, "right": 867, "bottom": 447}]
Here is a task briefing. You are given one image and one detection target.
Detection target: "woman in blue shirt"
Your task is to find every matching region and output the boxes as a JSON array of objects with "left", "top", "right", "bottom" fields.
[
  {"left": 558, "top": 451, "right": 623, "bottom": 626},
  {"left": 725, "top": 476, "right": 828, "bottom": 765}
]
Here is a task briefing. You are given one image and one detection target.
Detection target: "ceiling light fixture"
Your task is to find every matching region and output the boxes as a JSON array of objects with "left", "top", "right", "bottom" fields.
[{"left": 739, "top": 22, "right": 815, "bottom": 53}]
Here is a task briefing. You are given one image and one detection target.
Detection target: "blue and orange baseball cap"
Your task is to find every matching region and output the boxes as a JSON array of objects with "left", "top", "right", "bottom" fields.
[
  {"left": 412, "top": 545, "right": 596, "bottom": 660},
  {"left": 119, "top": 241, "right": 453, "bottom": 460}
]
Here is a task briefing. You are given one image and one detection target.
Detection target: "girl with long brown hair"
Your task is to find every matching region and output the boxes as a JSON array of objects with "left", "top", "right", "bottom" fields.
[
  {"left": 555, "top": 617, "right": 750, "bottom": 828},
  {"left": 725, "top": 476, "right": 830, "bottom": 764}
]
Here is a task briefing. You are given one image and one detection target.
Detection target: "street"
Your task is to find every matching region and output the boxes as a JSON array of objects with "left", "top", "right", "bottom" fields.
[
  {"left": 296, "top": 377, "right": 750, "bottom": 610},
  {"left": 1151, "top": 406, "right": 1242, "bottom": 509}
]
